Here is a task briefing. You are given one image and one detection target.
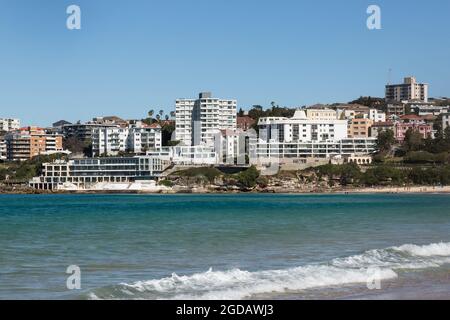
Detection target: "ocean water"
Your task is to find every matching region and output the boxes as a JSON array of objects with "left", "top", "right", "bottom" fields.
[{"left": 0, "top": 194, "right": 449, "bottom": 300}]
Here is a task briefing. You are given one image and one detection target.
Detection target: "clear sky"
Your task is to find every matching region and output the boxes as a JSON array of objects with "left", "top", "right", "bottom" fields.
[{"left": 0, "top": 0, "right": 449, "bottom": 126}]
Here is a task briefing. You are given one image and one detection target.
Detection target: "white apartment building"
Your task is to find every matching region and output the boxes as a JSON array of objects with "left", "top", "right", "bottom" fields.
[
  {"left": 412, "top": 104, "right": 450, "bottom": 116},
  {"left": 258, "top": 110, "right": 348, "bottom": 144},
  {"left": 146, "top": 145, "right": 218, "bottom": 166},
  {"left": 128, "top": 125, "right": 162, "bottom": 154},
  {"left": 0, "top": 137, "right": 6, "bottom": 160},
  {"left": 368, "top": 109, "right": 386, "bottom": 122},
  {"left": 0, "top": 118, "right": 20, "bottom": 132},
  {"left": 254, "top": 138, "right": 376, "bottom": 163},
  {"left": 385, "top": 76, "right": 428, "bottom": 102},
  {"left": 175, "top": 92, "right": 237, "bottom": 146},
  {"left": 170, "top": 145, "right": 218, "bottom": 165},
  {"left": 92, "top": 125, "right": 162, "bottom": 156},
  {"left": 213, "top": 128, "right": 257, "bottom": 165},
  {"left": 92, "top": 127, "right": 129, "bottom": 156},
  {"left": 442, "top": 113, "right": 450, "bottom": 132},
  {"left": 254, "top": 110, "right": 376, "bottom": 167},
  {"left": 175, "top": 99, "right": 194, "bottom": 146}
]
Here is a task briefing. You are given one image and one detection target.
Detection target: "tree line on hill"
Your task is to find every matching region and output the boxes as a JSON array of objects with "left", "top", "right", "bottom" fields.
[{"left": 311, "top": 162, "right": 450, "bottom": 187}]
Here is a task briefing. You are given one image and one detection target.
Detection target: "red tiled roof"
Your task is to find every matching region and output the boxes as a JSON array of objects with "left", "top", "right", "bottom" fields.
[
  {"left": 400, "top": 114, "right": 422, "bottom": 120},
  {"left": 237, "top": 116, "right": 255, "bottom": 124},
  {"left": 421, "top": 114, "right": 437, "bottom": 121},
  {"left": 372, "top": 121, "right": 394, "bottom": 127}
]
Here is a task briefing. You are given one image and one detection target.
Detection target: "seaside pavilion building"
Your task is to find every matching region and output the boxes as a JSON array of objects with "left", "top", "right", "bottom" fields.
[{"left": 29, "top": 156, "right": 170, "bottom": 190}]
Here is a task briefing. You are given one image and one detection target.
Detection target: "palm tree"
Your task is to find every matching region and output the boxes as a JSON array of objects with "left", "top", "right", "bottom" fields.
[
  {"left": 156, "top": 114, "right": 161, "bottom": 121},
  {"left": 170, "top": 111, "right": 176, "bottom": 119},
  {"left": 148, "top": 110, "right": 154, "bottom": 119},
  {"left": 165, "top": 115, "right": 169, "bottom": 121},
  {"left": 159, "top": 110, "right": 164, "bottom": 117}
]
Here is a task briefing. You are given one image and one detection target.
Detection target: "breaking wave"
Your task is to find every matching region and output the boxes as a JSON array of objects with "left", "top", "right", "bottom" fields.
[{"left": 86, "top": 242, "right": 450, "bottom": 300}]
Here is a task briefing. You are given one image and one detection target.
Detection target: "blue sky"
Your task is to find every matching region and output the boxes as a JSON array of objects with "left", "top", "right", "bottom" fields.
[{"left": 0, "top": 0, "right": 449, "bottom": 126}]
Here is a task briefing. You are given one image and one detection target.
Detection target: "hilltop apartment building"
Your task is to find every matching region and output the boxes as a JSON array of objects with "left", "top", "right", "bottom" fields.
[{"left": 385, "top": 76, "right": 428, "bottom": 102}]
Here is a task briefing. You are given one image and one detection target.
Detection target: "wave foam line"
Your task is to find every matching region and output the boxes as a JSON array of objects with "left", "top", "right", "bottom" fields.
[{"left": 88, "top": 242, "right": 450, "bottom": 300}]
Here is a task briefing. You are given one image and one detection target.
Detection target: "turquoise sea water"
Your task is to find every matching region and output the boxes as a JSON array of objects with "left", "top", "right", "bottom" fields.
[{"left": 0, "top": 194, "right": 449, "bottom": 300}]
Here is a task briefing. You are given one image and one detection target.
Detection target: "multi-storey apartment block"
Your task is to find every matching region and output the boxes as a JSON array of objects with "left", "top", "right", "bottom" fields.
[
  {"left": 175, "top": 92, "right": 237, "bottom": 146},
  {"left": 0, "top": 118, "right": 20, "bottom": 132},
  {"left": 130, "top": 124, "right": 162, "bottom": 153},
  {"left": 0, "top": 136, "right": 6, "bottom": 160},
  {"left": 92, "top": 127, "right": 129, "bottom": 156},
  {"left": 5, "top": 127, "right": 63, "bottom": 161},
  {"left": 258, "top": 110, "right": 348, "bottom": 143},
  {"left": 254, "top": 110, "right": 376, "bottom": 167},
  {"left": 254, "top": 138, "right": 376, "bottom": 164},
  {"left": 386, "top": 76, "right": 428, "bottom": 102},
  {"left": 411, "top": 104, "right": 450, "bottom": 116},
  {"left": 348, "top": 118, "right": 373, "bottom": 138},
  {"left": 214, "top": 128, "right": 256, "bottom": 165},
  {"left": 62, "top": 123, "right": 118, "bottom": 142},
  {"left": 91, "top": 124, "right": 162, "bottom": 156},
  {"left": 387, "top": 104, "right": 406, "bottom": 117}
]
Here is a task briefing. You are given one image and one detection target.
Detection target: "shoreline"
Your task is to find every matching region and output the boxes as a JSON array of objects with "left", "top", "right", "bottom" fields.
[{"left": 2, "top": 185, "right": 450, "bottom": 195}]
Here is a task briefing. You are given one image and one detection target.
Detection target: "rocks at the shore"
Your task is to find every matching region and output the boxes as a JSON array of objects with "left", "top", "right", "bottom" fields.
[
  {"left": 0, "top": 183, "right": 54, "bottom": 194},
  {"left": 3, "top": 170, "right": 449, "bottom": 195}
]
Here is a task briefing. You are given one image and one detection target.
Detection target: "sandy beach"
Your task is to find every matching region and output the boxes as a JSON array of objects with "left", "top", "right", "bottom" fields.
[{"left": 342, "top": 185, "right": 450, "bottom": 194}]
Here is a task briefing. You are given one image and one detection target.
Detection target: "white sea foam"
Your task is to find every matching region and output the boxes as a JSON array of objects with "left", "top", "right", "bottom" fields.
[
  {"left": 88, "top": 242, "right": 450, "bottom": 300},
  {"left": 392, "top": 242, "right": 450, "bottom": 257},
  {"left": 121, "top": 265, "right": 398, "bottom": 300}
]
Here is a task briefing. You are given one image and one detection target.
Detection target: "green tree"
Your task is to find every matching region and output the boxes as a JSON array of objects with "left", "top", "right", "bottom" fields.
[
  {"left": 404, "top": 129, "right": 424, "bottom": 152},
  {"left": 237, "top": 166, "right": 260, "bottom": 188},
  {"left": 162, "top": 122, "right": 175, "bottom": 146},
  {"left": 63, "top": 137, "right": 85, "bottom": 154},
  {"left": 339, "top": 163, "right": 361, "bottom": 186},
  {"left": 376, "top": 129, "right": 395, "bottom": 153}
]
